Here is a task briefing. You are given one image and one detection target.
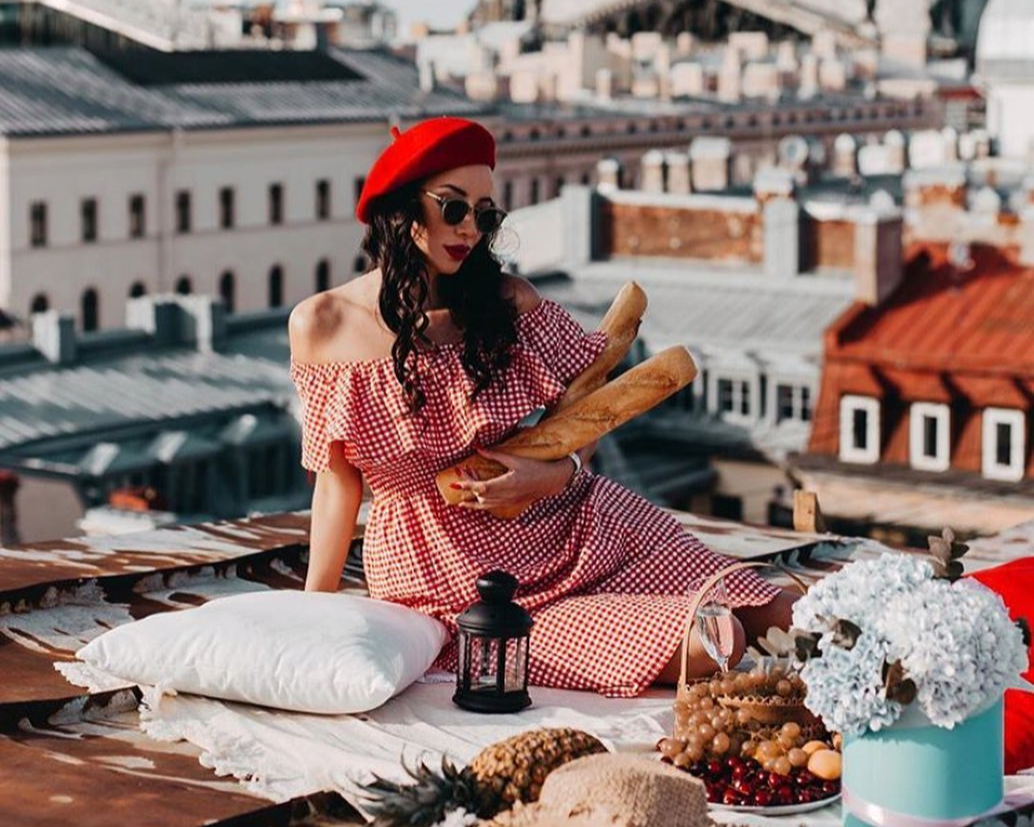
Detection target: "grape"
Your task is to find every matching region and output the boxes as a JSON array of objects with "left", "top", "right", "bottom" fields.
[
  {"left": 776, "top": 679, "right": 793, "bottom": 697},
  {"left": 780, "top": 722, "right": 802, "bottom": 740},
  {"left": 773, "top": 756, "right": 792, "bottom": 776},
  {"left": 697, "top": 723, "right": 716, "bottom": 741},
  {"left": 712, "top": 732, "right": 731, "bottom": 755},
  {"left": 787, "top": 748, "right": 809, "bottom": 768}
]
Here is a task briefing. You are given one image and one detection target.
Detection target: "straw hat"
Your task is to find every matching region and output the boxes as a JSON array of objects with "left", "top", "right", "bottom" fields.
[{"left": 483, "top": 753, "right": 713, "bottom": 827}]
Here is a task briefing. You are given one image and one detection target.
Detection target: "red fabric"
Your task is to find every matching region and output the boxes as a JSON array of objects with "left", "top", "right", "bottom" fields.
[
  {"left": 291, "top": 298, "right": 780, "bottom": 698},
  {"left": 970, "top": 559, "right": 1034, "bottom": 773},
  {"left": 355, "top": 117, "right": 496, "bottom": 223}
]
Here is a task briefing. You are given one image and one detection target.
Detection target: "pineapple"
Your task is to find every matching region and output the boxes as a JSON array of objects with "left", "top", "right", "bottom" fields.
[{"left": 360, "top": 727, "right": 607, "bottom": 827}]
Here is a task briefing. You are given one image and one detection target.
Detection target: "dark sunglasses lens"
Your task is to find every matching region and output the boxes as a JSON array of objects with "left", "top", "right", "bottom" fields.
[
  {"left": 441, "top": 199, "right": 470, "bottom": 226},
  {"left": 476, "top": 209, "right": 506, "bottom": 233}
]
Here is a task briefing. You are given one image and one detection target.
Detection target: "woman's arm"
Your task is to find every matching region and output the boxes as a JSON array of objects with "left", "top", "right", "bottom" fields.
[{"left": 305, "top": 444, "right": 364, "bottom": 592}]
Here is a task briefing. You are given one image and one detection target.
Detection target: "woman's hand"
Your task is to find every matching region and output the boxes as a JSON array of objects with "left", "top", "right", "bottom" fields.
[{"left": 454, "top": 446, "right": 577, "bottom": 512}]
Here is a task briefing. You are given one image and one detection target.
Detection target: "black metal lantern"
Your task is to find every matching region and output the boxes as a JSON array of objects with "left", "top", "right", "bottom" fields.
[{"left": 453, "top": 570, "right": 533, "bottom": 713}]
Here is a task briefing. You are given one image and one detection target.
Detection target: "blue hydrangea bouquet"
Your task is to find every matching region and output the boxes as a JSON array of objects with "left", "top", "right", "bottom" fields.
[{"left": 786, "top": 531, "right": 1029, "bottom": 827}]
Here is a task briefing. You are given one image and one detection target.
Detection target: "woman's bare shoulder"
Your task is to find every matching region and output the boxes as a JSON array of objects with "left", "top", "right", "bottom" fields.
[
  {"left": 500, "top": 273, "right": 542, "bottom": 315},
  {"left": 289, "top": 272, "right": 382, "bottom": 364}
]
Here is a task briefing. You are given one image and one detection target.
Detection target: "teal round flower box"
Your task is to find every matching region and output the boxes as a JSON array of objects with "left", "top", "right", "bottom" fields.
[{"left": 843, "top": 697, "right": 1003, "bottom": 827}]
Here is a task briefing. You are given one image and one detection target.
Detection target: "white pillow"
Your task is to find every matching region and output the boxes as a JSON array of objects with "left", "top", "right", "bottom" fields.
[{"left": 76, "top": 590, "right": 448, "bottom": 714}]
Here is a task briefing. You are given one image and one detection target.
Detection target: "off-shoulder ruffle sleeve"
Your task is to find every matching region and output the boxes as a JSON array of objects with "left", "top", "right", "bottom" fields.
[
  {"left": 520, "top": 298, "right": 608, "bottom": 386},
  {"left": 290, "top": 360, "right": 343, "bottom": 473}
]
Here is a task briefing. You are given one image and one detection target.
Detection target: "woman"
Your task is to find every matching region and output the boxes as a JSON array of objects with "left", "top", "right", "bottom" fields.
[{"left": 289, "top": 117, "right": 796, "bottom": 698}]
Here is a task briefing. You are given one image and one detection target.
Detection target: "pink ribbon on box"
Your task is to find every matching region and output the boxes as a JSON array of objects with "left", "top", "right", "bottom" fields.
[{"left": 843, "top": 788, "right": 1034, "bottom": 827}]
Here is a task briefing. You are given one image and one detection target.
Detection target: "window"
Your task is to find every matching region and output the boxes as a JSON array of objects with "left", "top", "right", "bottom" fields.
[
  {"left": 268, "top": 265, "right": 283, "bottom": 308},
  {"left": 30, "top": 294, "right": 49, "bottom": 315},
  {"left": 315, "top": 259, "right": 331, "bottom": 293},
  {"left": 581, "top": 171, "right": 592, "bottom": 186},
  {"left": 716, "top": 378, "right": 752, "bottom": 418},
  {"left": 269, "top": 183, "right": 284, "bottom": 225},
  {"left": 128, "top": 282, "right": 146, "bottom": 298},
  {"left": 219, "top": 271, "right": 235, "bottom": 313},
  {"left": 81, "top": 198, "right": 98, "bottom": 243},
  {"left": 353, "top": 176, "right": 365, "bottom": 210},
  {"left": 776, "top": 384, "right": 813, "bottom": 423},
  {"left": 502, "top": 180, "right": 513, "bottom": 212},
  {"left": 219, "top": 187, "right": 235, "bottom": 229},
  {"left": 554, "top": 176, "right": 565, "bottom": 198},
  {"left": 129, "top": 194, "right": 146, "bottom": 238},
  {"left": 30, "top": 202, "right": 47, "bottom": 247},
  {"left": 175, "top": 190, "right": 192, "bottom": 234},
  {"left": 530, "top": 178, "right": 540, "bottom": 205},
  {"left": 909, "top": 402, "right": 950, "bottom": 472},
  {"left": 81, "top": 288, "right": 99, "bottom": 332},
  {"left": 839, "top": 395, "right": 880, "bottom": 464},
  {"left": 983, "top": 408, "right": 1025, "bottom": 482},
  {"left": 316, "top": 179, "right": 331, "bottom": 220},
  {"left": 174, "top": 275, "right": 192, "bottom": 295}
]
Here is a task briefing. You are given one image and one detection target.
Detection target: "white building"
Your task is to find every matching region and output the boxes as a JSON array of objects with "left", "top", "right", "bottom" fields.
[
  {"left": 976, "top": 0, "right": 1034, "bottom": 160},
  {"left": 0, "top": 47, "right": 488, "bottom": 332}
]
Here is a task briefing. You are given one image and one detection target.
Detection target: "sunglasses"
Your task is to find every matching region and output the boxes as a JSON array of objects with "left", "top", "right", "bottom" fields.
[{"left": 422, "top": 190, "right": 507, "bottom": 234}]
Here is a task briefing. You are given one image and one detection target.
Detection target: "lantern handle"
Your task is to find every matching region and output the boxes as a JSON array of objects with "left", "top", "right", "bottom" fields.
[{"left": 677, "top": 562, "right": 808, "bottom": 698}]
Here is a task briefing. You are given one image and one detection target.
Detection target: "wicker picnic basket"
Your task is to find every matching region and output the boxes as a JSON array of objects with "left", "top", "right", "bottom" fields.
[{"left": 675, "top": 561, "right": 816, "bottom": 736}]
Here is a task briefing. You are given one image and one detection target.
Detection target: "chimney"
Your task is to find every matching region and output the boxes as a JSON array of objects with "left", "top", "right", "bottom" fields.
[
  {"left": 941, "top": 126, "right": 959, "bottom": 162},
  {"left": 799, "top": 53, "right": 819, "bottom": 98},
  {"left": 852, "top": 206, "right": 904, "bottom": 306},
  {"left": 126, "top": 294, "right": 227, "bottom": 352},
  {"left": 971, "top": 185, "right": 1002, "bottom": 227},
  {"left": 0, "top": 470, "right": 20, "bottom": 547},
  {"left": 596, "top": 157, "right": 622, "bottom": 191},
  {"left": 755, "top": 167, "right": 800, "bottom": 278},
  {"left": 595, "top": 68, "right": 613, "bottom": 100},
  {"left": 32, "top": 310, "right": 77, "bottom": 365},
  {"left": 127, "top": 295, "right": 179, "bottom": 345},
  {"left": 883, "top": 129, "right": 907, "bottom": 173},
  {"left": 177, "top": 295, "right": 228, "bottom": 353},
  {"left": 641, "top": 150, "right": 665, "bottom": 193},
  {"left": 1020, "top": 205, "right": 1034, "bottom": 267},
  {"left": 832, "top": 133, "right": 858, "bottom": 177},
  {"left": 665, "top": 151, "right": 691, "bottom": 194},
  {"left": 689, "top": 137, "right": 732, "bottom": 192},
  {"left": 418, "top": 59, "right": 435, "bottom": 92},
  {"left": 902, "top": 167, "right": 967, "bottom": 211}
]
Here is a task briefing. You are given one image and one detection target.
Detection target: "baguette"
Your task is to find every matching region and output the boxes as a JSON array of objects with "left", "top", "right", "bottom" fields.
[
  {"left": 434, "top": 282, "right": 646, "bottom": 509},
  {"left": 436, "top": 346, "right": 699, "bottom": 516},
  {"left": 554, "top": 281, "right": 647, "bottom": 412}
]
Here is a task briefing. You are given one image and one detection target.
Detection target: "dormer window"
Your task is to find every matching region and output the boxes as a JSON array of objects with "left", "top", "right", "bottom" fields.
[
  {"left": 983, "top": 408, "right": 1025, "bottom": 482},
  {"left": 909, "top": 402, "right": 950, "bottom": 472},
  {"left": 839, "top": 395, "right": 880, "bottom": 464}
]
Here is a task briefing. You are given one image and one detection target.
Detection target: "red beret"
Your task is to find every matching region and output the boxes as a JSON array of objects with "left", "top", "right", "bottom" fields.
[{"left": 355, "top": 117, "right": 496, "bottom": 223}]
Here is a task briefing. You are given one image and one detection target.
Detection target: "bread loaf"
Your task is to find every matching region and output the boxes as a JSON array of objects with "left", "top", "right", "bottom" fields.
[
  {"left": 435, "top": 282, "right": 647, "bottom": 511},
  {"left": 554, "top": 281, "right": 646, "bottom": 412},
  {"left": 436, "top": 346, "right": 699, "bottom": 516}
]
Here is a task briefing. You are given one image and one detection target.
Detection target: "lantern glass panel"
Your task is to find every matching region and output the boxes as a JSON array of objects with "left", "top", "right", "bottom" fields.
[
  {"left": 468, "top": 636, "right": 500, "bottom": 690},
  {"left": 503, "top": 637, "right": 527, "bottom": 692}
]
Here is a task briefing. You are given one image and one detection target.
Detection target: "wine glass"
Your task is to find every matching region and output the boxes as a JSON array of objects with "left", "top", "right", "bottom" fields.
[{"left": 696, "top": 577, "right": 736, "bottom": 675}]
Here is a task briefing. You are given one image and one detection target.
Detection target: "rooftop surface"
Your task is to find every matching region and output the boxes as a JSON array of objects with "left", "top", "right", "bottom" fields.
[
  {"left": 0, "top": 47, "right": 487, "bottom": 137},
  {"left": 831, "top": 242, "right": 1034, "bottom": 377}
]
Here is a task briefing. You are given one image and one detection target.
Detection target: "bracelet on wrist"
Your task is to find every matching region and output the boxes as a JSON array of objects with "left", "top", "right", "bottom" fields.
[{"left": 566, "top": 450, "right": 582, "bottom": 482}]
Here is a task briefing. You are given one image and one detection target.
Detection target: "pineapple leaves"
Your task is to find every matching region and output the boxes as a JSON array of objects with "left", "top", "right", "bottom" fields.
[{"left": 927, "top": 527, "right": 969, "bottom": 581}]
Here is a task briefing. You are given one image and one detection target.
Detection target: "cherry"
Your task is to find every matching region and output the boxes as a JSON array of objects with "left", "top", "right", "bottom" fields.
[
  {"left": 723, "top": 789, "right": 742, "bottom": 806},
  {"left": 775, "top": 786, "right": 794, "bottom": 806},
  {"left": 769, "top": 771, "right": 785, "bottom": 788},
  {"left": 707, "top": 760, "right": 725, "bottom": 777},
  {"left": 691, "top": 761, "right": 708, "bottom": 776},
  {"left": 822, "top": 780, "right": 840, "bottom": 797},
  {"left": 726, "top": 756, "right": 744, "bottom": 771},
  {"left": 733, "top": 777, "right": 753, "bottom": 795},
  {"left": 794, "top": 770, "right": 816, "bottom": 786},
  {"left": 753, "top": 789, "right": 773, "bottom": 807}
]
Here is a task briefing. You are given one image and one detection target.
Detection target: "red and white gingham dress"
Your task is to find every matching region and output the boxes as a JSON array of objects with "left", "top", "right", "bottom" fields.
[{"left": 290, "top": 298, "right": 780, "bottom": 698}]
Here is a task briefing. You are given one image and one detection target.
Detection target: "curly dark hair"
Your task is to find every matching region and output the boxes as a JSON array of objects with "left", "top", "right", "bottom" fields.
[{"left": 361, "top": 181, "right": 519, "bottom": 416}]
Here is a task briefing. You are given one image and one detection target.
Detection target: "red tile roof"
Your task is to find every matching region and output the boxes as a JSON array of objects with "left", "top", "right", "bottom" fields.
[{"left": 831, "top": 243, "right": 1034, "bottom": 378}]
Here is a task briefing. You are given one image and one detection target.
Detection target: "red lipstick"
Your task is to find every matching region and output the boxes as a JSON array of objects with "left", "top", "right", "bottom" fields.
[{"left": 444, "top": 244, "right": 470, "bottom": 262}]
